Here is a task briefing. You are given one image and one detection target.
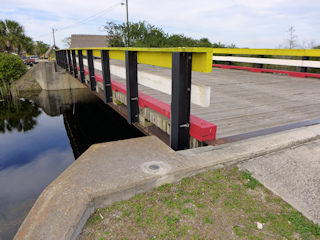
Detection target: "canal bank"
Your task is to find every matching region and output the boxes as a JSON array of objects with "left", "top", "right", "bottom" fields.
[
  {"left": 14, "top": 123, "right": 320, "bottom": 239},
  {"left": 1, "top": 66, "right": 145, "bottom": 239}
]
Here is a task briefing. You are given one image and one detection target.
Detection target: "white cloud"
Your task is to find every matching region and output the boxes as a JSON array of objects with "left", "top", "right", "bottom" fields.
[
  {"left": 1, "top": 0, "right": 319, "bottom": 48},
  {"left": 0, "top": 149, "right": 74, "bottom": 203}
]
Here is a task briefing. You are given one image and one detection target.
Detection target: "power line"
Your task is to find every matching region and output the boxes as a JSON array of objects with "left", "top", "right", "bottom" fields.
[{"left": 34, "top": 0, "right": 123, "bottom": 39}]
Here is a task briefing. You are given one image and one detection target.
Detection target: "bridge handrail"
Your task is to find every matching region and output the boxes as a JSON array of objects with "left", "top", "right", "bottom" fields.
[
  {"left": 63, "top": 47, "right": 213, "bottom": 73},
  {"left": 55, "top": 47, "right": 216, "bottom": 150}
]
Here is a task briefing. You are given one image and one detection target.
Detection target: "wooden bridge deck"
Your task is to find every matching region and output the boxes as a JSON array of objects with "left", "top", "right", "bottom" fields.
[{"left": 107, "top": 60, "right": 320, "bottom": 139}]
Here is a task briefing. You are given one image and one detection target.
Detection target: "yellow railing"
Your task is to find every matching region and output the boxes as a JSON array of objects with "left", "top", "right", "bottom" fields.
[{"left": 62, "top": 47, "right": 214, "bottom": 73}]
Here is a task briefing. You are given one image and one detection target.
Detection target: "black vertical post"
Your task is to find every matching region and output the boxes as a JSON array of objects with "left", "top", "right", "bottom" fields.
[
  {"left": 78, "top": 50, "right": 85, "bottom": 83},
  {"left": 57, "top": 51, "right": 61, "bottom": 66},
  {"left": 301, "top": 56, "right": 309, "bottom": 72},
  {"left": 170, "top": 52, "right": 192, "bottom": 151},
  {"left": 72, "top": 50, "right": 78, "bottom": 78},
  {"left": 56, "top": 51, "right": 58, "bottom": 64},
  {"left": 101, "top": 50, "right": 112, "bottom": 103},
  {"left": 67, "top": 50, "right": 73, "bottom": 74},
  {"left": 87, "top": 50, "right": 96, "bottom": 91},
  {"left": 226, "top": 54, "right": 232, "bottom": 65},
  {"left": 125, "top": 51, "right": 139, "bottom": 124},
  {"left": 63, "top": 50, "right": 68, "bottom": 70},
  {"left": 256, "top": 55, "right": 264, "bottom": 68}
]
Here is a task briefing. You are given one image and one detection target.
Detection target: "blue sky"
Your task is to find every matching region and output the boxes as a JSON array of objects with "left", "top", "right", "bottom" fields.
[{"left": 1, "top": 0, "right": 319, "bottom": 49}]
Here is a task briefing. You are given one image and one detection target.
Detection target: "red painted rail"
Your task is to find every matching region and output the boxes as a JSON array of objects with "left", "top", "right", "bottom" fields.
[
  {"left": 82, "top": 68, "right": 217, "bottom": 142},
  {"left": 212, "top": 64, "right": 320, "bottom": 79}
]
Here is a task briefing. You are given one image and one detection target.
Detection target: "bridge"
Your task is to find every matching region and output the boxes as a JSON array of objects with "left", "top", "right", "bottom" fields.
[{"left": 55, "top": 47, "right": 320, "bottom": 150}]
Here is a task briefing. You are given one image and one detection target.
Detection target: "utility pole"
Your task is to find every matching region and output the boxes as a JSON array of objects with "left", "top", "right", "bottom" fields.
[
  {"left": 126, "top": 0, "right": 129, "bottom": 46},
  {"left": 52, "top": 28, "right": 56, "bottom": 47}
]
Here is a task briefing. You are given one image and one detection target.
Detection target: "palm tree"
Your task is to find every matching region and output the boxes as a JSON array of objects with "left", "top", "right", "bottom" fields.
[{"left": 0, "top": 19, "right": 34, "bottom": 56}]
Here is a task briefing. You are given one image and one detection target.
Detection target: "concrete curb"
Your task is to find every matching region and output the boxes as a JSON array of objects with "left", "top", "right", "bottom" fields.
[{"left": 14, "top": 124, "right": 320, "bottom": 239}]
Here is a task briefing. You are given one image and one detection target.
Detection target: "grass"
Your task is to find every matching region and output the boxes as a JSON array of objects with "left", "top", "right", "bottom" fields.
[{"left": 79, "top": 166, "right": 320, "bottom": 240}]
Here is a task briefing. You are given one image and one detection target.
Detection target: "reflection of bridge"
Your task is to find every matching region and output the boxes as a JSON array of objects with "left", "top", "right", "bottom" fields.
[
  {"left": 34, "top": 88, "right": 144, "bottom": 159},
  {"left": 56, "top": 48, "right": 320, "bottom": 150}
]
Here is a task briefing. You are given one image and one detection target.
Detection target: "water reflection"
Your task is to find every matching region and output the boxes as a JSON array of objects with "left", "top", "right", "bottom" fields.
[
  {"left": 0, "top": 99, "right": 41, "bottom": 133},
  {"left": 0, "top": 99, "right": 74, "bottom": 239},
  {"left": 0, "top": 88, "right": 145, "bottom": 239}
]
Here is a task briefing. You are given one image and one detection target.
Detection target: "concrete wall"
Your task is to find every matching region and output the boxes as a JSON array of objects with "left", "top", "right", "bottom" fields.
[{"left": 31, "top": 61, "right": 86, "bottom": 91}]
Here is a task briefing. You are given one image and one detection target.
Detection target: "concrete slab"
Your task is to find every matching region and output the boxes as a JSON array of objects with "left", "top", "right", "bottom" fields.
[
  {"left": 15, "top": 124, "right": 320, "bottom": 239},
  {"left": 238, "top": 139, "right": 320, "bottom": 225},
  {"left": 14, "top": 136, "right": 193, "bottom": 240}
]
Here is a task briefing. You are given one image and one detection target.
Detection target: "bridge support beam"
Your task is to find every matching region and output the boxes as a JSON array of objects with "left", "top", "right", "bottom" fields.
[
  {"left": 63, "top": 50, "right": 68, "bottom": 71},
  {"left": 72, "top": 50, "right": 78, "bottom": 78},
  {"left": 78, "top": 50, "right": 85, "bottom": 83},
  {"left": 67, "top": 50, "right": 73, "bottom": 74},
  {"left": 301, "top": 56, "right": 309, "bottom": 72},
  {"left": 125, "top": 51, "right": 139, "bottom": 125},
  {"left": 87, "top": 50, "right": 96, "bottom": 91},
  {"left": 101, "top": 50, "right": 112, "bottom": 103},
  {"left": 170, "top": 52, "right": 192, "bottom": 151}
]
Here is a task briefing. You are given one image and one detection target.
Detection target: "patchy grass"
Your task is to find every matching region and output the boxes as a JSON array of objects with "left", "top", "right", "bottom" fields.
[{"left": 79, "top": 166, "right": 320, "bottom": 240}]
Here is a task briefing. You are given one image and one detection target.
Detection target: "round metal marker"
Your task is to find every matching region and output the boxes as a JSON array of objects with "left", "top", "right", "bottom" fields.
[{"left": 149, "top": 164, "right": 160, "bottom": 171}]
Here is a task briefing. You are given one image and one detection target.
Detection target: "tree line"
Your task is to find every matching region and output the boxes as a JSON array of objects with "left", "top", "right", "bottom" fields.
[
  {"left": 0, "top": 19, "right": 50, "bottom": 57},
  {"left": 104, "top": 21, "right": 236, "bottom": 48}
]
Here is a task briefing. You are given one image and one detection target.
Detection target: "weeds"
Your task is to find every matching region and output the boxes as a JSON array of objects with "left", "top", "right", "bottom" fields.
[{"left": 79, "top": 167, "right": 320, "bottom": 240}]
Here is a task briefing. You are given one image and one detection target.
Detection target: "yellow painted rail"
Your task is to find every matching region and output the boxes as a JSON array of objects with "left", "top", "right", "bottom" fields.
[
  {"left": 212, "top": 48, "right": 320, "bottom": 57},
  {"left": 61, "top": 47, "right": 214, "bottom": 73}
]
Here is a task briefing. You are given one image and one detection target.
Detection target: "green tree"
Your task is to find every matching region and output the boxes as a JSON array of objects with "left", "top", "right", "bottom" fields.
[
  {"left": 166, "top": 34, "right": 198, "bottom": 47},
  {"left": 61, "top": 36, "right": 71, "bottom": 48},
  {"left": 104, "top": 21, "right": 167, "bottom": 47},
  {"left": 0, "top": 19, "right": 34, "bottom": 55},
  {"left": 0, "top": 53, "right": 26, "bottom": 82},
  {"left": 35, "top": 41, "right": 50, "bottom": 57},
  {"left": 103, "top": 20, "right": 235, "bottom": 48},
  {"left": 197, "top": 38, "right": 212, "bottom": 47}
]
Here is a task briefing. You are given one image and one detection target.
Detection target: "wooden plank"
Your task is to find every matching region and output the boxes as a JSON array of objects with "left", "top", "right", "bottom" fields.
[
  {"left": 212, "top": 48, "right": 320, "bottom": 57},
  {"left": 78, "top": 58, "right": 211, "bottom": 107},
  {"left": 212, "top": 56, "right": 320, "bottom": 68}
]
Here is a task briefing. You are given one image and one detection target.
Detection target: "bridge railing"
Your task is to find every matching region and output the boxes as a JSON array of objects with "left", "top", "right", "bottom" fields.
[
  {"left": 56, "top": 47, "right": 214, "bottom": 151},
  {"left": 212, "top": 48, "right": 320, "bottom": 78}
]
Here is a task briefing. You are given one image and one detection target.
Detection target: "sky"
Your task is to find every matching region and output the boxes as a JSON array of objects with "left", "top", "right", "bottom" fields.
[{"left": 1, "top": 0, "right": 320, "bottom": 49}]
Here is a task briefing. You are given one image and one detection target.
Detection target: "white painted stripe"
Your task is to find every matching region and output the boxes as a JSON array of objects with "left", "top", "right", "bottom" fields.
[
  {"left": 78, "top": 58, "right": 211, "bottom": 107},
  {"left": 212, "top": 56, "right": 320, "bottom": 68}
]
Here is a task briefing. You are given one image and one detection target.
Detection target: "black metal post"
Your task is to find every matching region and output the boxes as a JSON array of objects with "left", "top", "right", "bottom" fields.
[
  {"left": 56, "top": 52, "right": 60, "bottom": 65},
  {"left": 63, "top": 50, "right": 68, "bottom": 70},
  {"left": 101, "top": 50, "right": 112, "bottom": 103},
  {"left": 301, "top": 56, "right": 309, "bottom": 72},
  {"left": 72, "top": 50, "right": 78, "bottom": 78},
  {"left": 170, "top": 52, "right": 192, "bottom": 151},
  {"left": 67, "top": 50, "right": 73, "bottom": 74},
  {"left": 256, "top": 55, "right": 264, "bottom": 68},
  {"left": 78, "top": 50, "right": 85, "bottom": 83},
  {"left": 227, "top": 54, "right": 232, "bottom": 65},
  {"left": 57, "top": 51, "right": 61, "bottom": 66},
  {"left": 125, "top": 51, "right": 139, "bottom": 124},
  {"left": 87, "top": 50, "right": 96, "bottom": 91}
]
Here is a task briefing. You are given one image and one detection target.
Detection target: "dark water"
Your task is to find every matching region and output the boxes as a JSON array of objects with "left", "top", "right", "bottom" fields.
[{"left": 0, "top": 89, "right": 144, "bottom": 239}]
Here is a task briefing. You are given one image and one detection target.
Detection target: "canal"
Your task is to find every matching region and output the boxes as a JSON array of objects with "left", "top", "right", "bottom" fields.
[{"left": 0, "top": 88, "right": 145, "bottom": 239}]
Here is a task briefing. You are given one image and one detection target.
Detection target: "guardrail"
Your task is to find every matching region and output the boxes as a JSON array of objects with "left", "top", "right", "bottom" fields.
[
  {"left": 56, "top": 47, "right": 215, "bottom": 151},
  {"left": 212, "top": 48, "right": 320, "bottom": 78}
]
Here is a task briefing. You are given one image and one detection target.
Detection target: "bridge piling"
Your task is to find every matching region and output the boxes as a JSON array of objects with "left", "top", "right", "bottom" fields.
[
  {"left": 101, "top": 50, "right": 113, "bottom": 103},
  {"left": 125, "top": 51, "right": 139, "bottom": 124}
]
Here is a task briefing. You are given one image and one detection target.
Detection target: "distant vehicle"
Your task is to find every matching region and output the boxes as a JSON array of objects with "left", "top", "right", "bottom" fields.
[
  {"left": 24, "top": 56, "right": 39, "bottom": 66},
  {"left": 29, "top": 56, "right": 39, "bottom": 63}
]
